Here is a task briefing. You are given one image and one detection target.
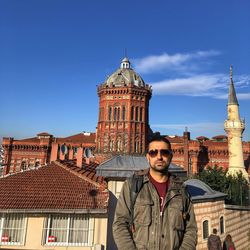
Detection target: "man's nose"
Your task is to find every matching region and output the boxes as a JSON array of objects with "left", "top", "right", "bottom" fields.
[{"left": 157, "top": 151, "right": 163, "bottom": 159}]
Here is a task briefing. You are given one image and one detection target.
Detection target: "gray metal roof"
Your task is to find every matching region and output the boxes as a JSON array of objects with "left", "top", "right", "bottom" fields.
[
  {"left": 228, "top": 66, "right": 238, "bottom": 105},
  {"left": 228, "top": 81, "right": 239, "bottom": 105},
  {"left": 184, "top": 179, "right": 227, "bottom": 202},
  {"left": 96, "top": 155, "right": 186, "bottom": 178}
]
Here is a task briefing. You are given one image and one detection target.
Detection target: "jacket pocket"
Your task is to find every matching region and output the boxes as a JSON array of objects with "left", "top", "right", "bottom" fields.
[
  {"left": 134, "top": 199, "right": 153, "bottom": 226},
  {"left": 133, "top": 200, "right": 153, "bottom": 248}
]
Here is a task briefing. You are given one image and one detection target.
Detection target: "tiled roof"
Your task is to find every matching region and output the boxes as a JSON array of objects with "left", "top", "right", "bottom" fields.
[
  {"left": 0, "top": 161, "right": 108, "bottom": 212},
  {"left": 57, "top": 159, "right": 105, "bottom": 186},
  {"left": 56, "top": 133, "right": 96, "bottom": 144},
  {"left": 12, "top": 137, "right": 41, "bottom": 143},
  {"left": 212, "top": 135, "right": 228, "bottom": 140},
  {"left": 166, "top": 135, "right": 184, "bottom": 143}
]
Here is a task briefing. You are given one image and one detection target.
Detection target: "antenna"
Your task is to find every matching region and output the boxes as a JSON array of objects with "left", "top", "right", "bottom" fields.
[{"left": 125, "top": 48, "right": 127, "bottom": 58}]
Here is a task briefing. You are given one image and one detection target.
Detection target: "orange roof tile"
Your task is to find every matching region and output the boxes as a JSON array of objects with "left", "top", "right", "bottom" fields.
[
  {"left": 0, "top": 162, "right": 108, "bottom": 212},
  {"left": 56, "top": 133, "right": 96, "bottom": 144}
]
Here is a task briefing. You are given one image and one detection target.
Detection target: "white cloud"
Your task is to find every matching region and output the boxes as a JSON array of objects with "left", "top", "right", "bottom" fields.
[
  {"left": 151, "top": 74, "right": 250, "bottom": 99},
  {"left": 133, "top": 50, "right": 221, "bottom": 74}
]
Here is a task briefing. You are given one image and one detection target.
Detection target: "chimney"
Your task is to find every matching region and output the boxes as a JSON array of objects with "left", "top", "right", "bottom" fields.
[{"left": 77, "top": 147, "right": 83, "bottom": 168}]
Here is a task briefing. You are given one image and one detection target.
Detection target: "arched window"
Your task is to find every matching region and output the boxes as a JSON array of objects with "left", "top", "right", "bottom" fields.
[
  {"left": 202, "top": 220, "right": 209, "bottom": 239},
  {"left": 21, "top": 161, "right": 27, "bottom": 170},
  {"left": 114, "top": 107, "right": 117, "bottom": 121},
  {"left": 135, "top": 107, "right": 139, "bottom": 121},
  {"left": 131, "top": 106, "right": 134, "bottom": 120},
  {"left": 117, "top": 107, "right": 120, "bottom": 121},
  {"left": 117, "top": 139, "right": 122, "bottom": 152},
  {"left": 109, "top": 140, "right": 114, "bottom": 152},
  {"left": 97, "top": 139, "right": 101, "bottom": 153},
  {"left": 140, "top": 107, "right": 143, "bottom": 121},
  {"left": 134, "top": 140, "right": 140, "bottom": 153},
  {"left": 99, "top": 108, "right": 103, "bottom": 121},
  {"left": 108, "top": 107, "right": 112, "bottom": 121},
  {"left": 122, "top": 106, "right": 126, "bottom": 120},
  {"left": 220, "top": 216, "right": 224, "bottom": 234}
]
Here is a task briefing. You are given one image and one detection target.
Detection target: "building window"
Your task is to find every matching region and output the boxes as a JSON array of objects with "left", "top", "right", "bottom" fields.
[
  {"left": 122, "top": 106, "right": 126, "bottom": 120},
  {"left": 99, "top": 108, "right": 104, "bottom": 121},
  {"left": 117, "top": 138, "right": 122, "bottom": 152},
  {"left": 0, "top": 214, "right": 26, "bottom": 245},
  {"left": 109, "top": 140, "right": 114, "bottom": 152},
  {"left": 108, "top": 107, "right": 112, "bottom": 121},
  {"left": 131, "top": 106, "right": 134, "bottom": 120},
  {"left": 202, "top": 220, "right": 209, "bottom": 239},
  {"left": 135, "top": 107, "right": 139, "bottom": 121},
  {"left": 134, "top": 140, "right": 140, "bottom": 153},
  {"left": 117, "top": 107, "right": 120, "bottom": 121},
  {"left": 21, "top": 161, "right": 27, "bottom": 170},
  {"left": 140, "top": 107, "right": 143, "bottom": 121},
  {"left": 220, "top": 216, "right": 224, "bottom": 234},
  {"left": 44, "top": 215, "right": 93, "bottom": 246},
  {"left": 114, "top": 107, "right": 117, "bottom": 121}
]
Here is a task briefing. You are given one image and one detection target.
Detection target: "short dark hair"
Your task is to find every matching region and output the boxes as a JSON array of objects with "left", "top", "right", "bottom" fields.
[
  {"left": 147, "top": 136, "right": 171, "bottom": 151},
  {"left": 212, "top": 228, "right": 217, "bottom": 234}
]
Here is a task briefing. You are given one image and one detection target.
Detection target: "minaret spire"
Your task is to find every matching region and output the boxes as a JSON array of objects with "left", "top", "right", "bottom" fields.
[
  {"left": 224, "top": 65, "right": 249, "bottom": 181},
  {"left": 228, "top": 65, "right": 239, "bottom": 105}
]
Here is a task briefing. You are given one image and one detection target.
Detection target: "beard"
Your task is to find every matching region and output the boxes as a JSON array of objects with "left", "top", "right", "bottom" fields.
[{"left": 151, "top": 161, "right": 169, "bottom": 174}]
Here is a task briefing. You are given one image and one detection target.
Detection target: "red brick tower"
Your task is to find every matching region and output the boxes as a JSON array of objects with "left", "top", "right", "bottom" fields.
[{"left": 96, "top": 57, "right": 152, "bottom": 155}]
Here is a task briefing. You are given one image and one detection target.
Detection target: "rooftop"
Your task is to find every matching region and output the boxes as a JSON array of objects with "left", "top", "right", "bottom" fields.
[{"left": 0, "top": 160, "right": 108, "bottom": 213}]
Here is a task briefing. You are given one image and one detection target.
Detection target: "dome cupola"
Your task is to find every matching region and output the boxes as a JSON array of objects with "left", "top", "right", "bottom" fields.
[{"left": 105, "top": 57, "right": 145, "bottom": 88}]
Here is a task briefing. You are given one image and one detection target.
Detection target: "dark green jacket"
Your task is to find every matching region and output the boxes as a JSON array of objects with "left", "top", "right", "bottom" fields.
[{"left": 113, "top": 173, "right": 197, "bottom": 250}]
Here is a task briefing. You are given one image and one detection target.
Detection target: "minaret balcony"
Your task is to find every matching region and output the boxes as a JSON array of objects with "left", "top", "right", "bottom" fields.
[{"left": 224, "top": 119, "right": 245, "bottom": 130}]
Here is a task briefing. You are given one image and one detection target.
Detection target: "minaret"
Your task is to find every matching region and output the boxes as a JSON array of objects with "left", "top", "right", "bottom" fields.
[{"left": 224, "top": 66, "right": 249, "bottom": 180}]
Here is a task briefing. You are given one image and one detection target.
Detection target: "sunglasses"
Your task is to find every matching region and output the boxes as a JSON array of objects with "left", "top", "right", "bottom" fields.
[{"left": 147, "top": 149, "right": 172, "bottom": 158}]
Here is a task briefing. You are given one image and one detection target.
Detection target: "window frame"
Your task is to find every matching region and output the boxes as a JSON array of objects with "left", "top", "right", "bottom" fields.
[
  {"left": 0, "top": 214, "right": 27, "bottom": 246},
  {"left": 219, "top": 215, "right": 225, "bottom": 235},
  {"left": 44, "top": 214, "right": 94, "bottom": 247},
  {"left": 202, "top": 218, "right": 210, "bottom": 240}
]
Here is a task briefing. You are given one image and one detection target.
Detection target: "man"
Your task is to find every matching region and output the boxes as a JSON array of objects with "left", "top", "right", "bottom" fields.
[
  {"left": 113, "top": 136, "right": 197, "bottom": 250},
  {"left": 208, "top": 228, "right": 222, "bottom": 250}
]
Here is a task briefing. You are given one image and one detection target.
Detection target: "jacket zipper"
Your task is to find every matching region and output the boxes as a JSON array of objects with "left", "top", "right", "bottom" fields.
[{"left": 159, "top": 191, "right": 180, "bottom": 249}]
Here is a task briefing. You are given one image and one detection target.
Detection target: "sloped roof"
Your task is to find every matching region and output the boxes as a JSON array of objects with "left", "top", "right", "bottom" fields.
[
  {"left": 56, "top": 133, "right": 96, "bottom": 144},
  {"left": 96, "top": 155, "right": 186, "bottom": 178},
  {"left": 0, "top": 161, "right": 108, "bottom": 213},
  {"left": 184, "top": 179, "right": 227, "bottom": 202},
  {"left": 37, "top": 132, "right": 52, "bottom": 136},
  {"left": 12, "top": 137, "right": 40, "bottom": 143}
]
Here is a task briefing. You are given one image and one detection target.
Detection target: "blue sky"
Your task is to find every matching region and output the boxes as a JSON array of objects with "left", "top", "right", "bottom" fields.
[{"left": 0, "top": 0, "right": 250, "bottom": 141}]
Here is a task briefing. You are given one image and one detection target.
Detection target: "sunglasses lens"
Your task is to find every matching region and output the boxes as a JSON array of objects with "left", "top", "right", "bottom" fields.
[
  {"left": 148, "top": 149, "right": 172, "bottom": 157},
  {"left": 148, "top": 150, "right": 158, "bottom": 157},
  {"left": 160, "top": 149, "right": 172, "bottom": 157}
]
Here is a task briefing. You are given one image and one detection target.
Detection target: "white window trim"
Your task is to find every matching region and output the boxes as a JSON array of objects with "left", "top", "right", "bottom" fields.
[
  {"left": 201, "top": 217, "right": 211, "bottom": 241},
  {"left": 45, "top": 215, "right": 94, "bottom": 247},
  {"left": 0, "top": 214, "right": 27, "bottom": 246}
]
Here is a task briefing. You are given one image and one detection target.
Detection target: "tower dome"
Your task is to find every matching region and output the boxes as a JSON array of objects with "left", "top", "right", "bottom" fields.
[{"left": 105, "top": 57, "right": 145, "bottom": 87}]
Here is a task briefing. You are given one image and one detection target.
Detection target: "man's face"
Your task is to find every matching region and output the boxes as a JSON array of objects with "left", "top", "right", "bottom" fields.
[{"left": 146, "top": 141, "right": 172, "bottom": 174}]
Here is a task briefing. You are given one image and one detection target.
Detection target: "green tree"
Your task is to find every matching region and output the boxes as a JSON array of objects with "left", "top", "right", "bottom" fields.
[{"left": 193, "top": 166, "right": 249, "bottom": 206}]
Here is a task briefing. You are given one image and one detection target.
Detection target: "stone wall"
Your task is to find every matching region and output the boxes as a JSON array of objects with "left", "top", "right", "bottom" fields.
[
  {"left": 224, "top": 205, "right": 250, "bottom": 250},
  {"left": 194, "top": 201, "right": 250, "bottom": 250}
]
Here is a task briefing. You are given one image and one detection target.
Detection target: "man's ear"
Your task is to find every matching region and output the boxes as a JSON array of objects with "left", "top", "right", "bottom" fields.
[{"left": 146, "top": 153, "right": 150, "bottom": 162}]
